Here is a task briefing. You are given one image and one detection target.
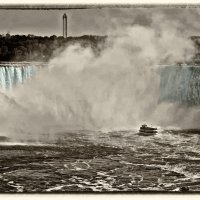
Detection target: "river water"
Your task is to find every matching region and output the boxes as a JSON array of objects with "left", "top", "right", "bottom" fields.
[{"left": 0, "top": 129, "right": 200, "bottom": 192}]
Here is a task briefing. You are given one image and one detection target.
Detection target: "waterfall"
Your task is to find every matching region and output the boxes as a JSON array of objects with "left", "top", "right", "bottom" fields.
[
  {"left": 160, "top": 65, "right": 200, "bottom": 106},
  {"left": 0, "top": 64, "right": 38, "bottom": 90},
  {"left": 0, "top": 62, "right": 200, "bottom": 107}
]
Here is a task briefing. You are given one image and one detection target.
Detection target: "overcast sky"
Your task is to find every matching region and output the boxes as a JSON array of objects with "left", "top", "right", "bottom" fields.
[{"left": 1, "top": 7, "right": 200, "bottom": 37}]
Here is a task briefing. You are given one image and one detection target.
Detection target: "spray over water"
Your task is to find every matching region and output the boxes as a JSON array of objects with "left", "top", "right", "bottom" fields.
[{"left": 0, "top": 16, "right": 198, "bottom": 141}]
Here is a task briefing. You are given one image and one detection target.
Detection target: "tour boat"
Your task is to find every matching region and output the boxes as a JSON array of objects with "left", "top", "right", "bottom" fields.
[{"left": 139, "top": 124, "right": 157, "bottom": 136}]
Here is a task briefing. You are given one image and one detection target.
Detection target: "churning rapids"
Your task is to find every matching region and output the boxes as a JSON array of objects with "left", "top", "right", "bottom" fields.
[{"left": 0, "top": 129, "right": 200, "bottom": 192}]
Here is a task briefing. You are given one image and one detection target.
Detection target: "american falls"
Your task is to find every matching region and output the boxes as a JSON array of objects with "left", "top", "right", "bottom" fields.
[{"left": 0, "top": 63, "right": 43, "bottom": 90}]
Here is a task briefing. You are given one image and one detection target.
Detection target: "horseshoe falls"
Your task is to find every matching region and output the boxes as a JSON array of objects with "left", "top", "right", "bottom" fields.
[{"left": 159, "top": 65, "right": 200, "bottom": 106}]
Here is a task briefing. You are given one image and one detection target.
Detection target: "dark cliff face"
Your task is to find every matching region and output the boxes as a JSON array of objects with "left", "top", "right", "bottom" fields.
[{"left": 0, "top": 34, "right": 107, "bottom": 62}]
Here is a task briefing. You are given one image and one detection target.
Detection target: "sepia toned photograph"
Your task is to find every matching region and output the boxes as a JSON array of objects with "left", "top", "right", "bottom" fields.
[{"left": 0, "top": 1, "right": 200, "bottom": 193}]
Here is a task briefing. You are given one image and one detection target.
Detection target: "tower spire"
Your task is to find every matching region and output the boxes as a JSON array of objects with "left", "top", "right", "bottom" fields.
[{"left": 63, "top": 13, "right": 67, "bottom": 38}]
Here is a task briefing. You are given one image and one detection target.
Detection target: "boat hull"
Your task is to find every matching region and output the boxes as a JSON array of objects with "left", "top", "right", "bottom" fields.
[{"left": 138, "top": 131, "right": 157, "bottom": 136}]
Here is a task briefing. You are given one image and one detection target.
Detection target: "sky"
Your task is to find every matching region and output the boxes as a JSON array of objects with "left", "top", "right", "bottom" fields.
[{"left": 1, "top": 7, "right": 200, "bottom": 37}]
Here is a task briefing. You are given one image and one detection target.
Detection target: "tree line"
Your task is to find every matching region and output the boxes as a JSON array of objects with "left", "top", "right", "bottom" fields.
[
  {"left": 0, "top": 34, "right": 107, "bottom": 62},
  {"left": 0, "top": 34, "right": 200, "bottom": 63}
]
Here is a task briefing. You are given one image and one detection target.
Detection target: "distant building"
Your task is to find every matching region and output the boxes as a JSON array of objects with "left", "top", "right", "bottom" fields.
[{"left": 63, "top": 13, "right": 67, "bottom": 38}]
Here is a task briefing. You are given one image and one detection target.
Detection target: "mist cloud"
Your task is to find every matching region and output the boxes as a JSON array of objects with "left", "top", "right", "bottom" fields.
[{"left": 0, "top": 10, "right": 198, "bottom": 143}]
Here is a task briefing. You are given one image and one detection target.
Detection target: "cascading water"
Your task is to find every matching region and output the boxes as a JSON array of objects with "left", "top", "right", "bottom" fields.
[
  {"left": 1, "top": 63, "right": 200, "bottom": 108},
  {"left": 0, "top": 63, "right": 40, "bottom": 90},
  {"left": 160, "top": 65, "right": 200, "bottom": 106}
]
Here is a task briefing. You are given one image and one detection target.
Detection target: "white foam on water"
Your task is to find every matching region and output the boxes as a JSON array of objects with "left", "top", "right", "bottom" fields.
[
  {"left": 161, "top": 163, "right": 200, "bottom": 180},
  {"left": 7, "top": 181, "right": 24, "bottom": 192},
  {"left": 46, "top": 184, "right": 73, "bottom": 192},
  {"left": 0, "top": 141, "right": 58, "bottom": 147}
]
